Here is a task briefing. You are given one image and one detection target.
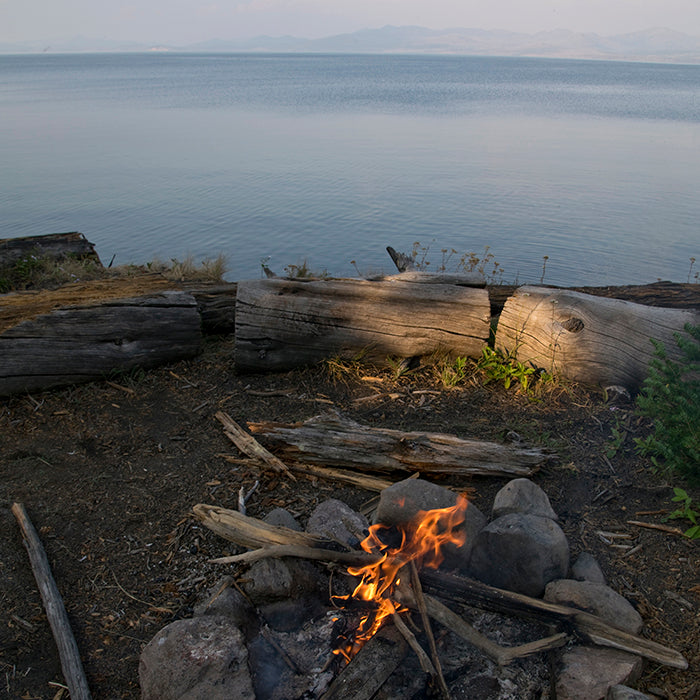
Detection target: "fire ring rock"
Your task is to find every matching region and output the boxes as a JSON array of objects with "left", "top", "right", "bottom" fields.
[
  {"left": 491, "top": 477, "right": 559, "bottom": 521},
  {"left": 468, "top": 512, "right": 570, "bottom": 597},
  {"left": 139, "top": 616, "right": 255, "bottom": 700}
]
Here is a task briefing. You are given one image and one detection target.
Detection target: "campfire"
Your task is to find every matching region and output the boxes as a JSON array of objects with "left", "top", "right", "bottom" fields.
[
  {"left": 333, "top": 495, "right": 469, "bottom": 664},
  {"left": 137, "top": 415, "right": 688, "bottom": 700}
]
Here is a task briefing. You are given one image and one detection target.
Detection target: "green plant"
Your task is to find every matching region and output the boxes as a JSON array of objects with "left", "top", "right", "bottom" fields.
[
  {"left": 477, "top": 347, "right": 537, "bottom": 392},
  {"left": 439, "top": 355, "right": 469, "bottom": 388},
  {"left": 634, "top": 323, "right": 700, "bottom": 483},
  {"left": 605, "top": 415, "right": 627, "bottom": 459},
  {"left": 664, "top": 487, "right": 700, "bottom": 539},
  {"left": 386, "top": 355, "right": 418, "bottom": 381}
]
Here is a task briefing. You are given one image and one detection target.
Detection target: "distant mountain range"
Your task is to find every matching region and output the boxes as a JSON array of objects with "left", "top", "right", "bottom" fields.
[{"left": 3, "top": 26, "right": 700, "bottom": 63}]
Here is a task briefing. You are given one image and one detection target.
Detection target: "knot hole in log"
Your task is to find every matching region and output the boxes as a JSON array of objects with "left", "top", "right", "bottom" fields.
[{"left": 560, "top": 317, "right": 585, "bottom": 333}]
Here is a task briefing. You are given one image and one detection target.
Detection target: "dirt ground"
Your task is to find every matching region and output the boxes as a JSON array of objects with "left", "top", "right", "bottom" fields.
[{"left": 1, "top": 333, "right": 699, "bottom": 700}]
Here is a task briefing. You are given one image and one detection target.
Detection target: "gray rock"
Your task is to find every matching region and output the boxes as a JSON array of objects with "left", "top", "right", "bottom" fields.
[
  {"left": 492, "top": 478, "right": 559, "bottom": 520},
  {"left": 139, "top": 616, "right": 255, "bottom": 700},
  {"left": 307, "top": 499, "right": 369, "bottom": 547},
  {"left": 264, "top": 507, "right": 302, "bottom": 531},
  {"left": 242, "top": 558, "right": 321, "bottom": 605},
  {"left": 544, "top": 579, "right": 643, "bottom": 634},
  {"left": 572, "top": 552, "right": 607, "bottom": 585},
  {"left": 555, "top": 646, "right": 643, "bottom": 700},
  {"left": 193, "top": 580, "right": 258, "bottom": 638},
  {"left": 607, "top": 685, "right": 654, "bottom": 700},
  {"left": 374, "top": 478, "right": 486, "bottom": 567},
  {"left": 469, "top": 513, "right": 569, "bottom": 597},
  {"left": 375, "top": 478, "right": 457, "bottom": 524}
]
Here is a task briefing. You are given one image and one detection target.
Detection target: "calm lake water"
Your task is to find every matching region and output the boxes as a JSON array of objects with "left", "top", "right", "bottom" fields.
[{"left": 1, "top": 52, "right": 698, "bottom": 286}]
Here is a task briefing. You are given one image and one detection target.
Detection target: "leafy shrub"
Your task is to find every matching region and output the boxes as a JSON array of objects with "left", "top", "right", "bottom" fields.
[{"left": 634, "top": 323, "right": 700, "bottom": 483}]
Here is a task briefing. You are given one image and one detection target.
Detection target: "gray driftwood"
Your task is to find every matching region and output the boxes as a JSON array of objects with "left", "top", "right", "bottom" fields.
[
  {"left": 247, "top": 413, "right": 551, "bottom": 477},
  {"left": 234, "top": 278, "right": 491, "bottom": 372},
  {"left": 496, "top": 285, "right": 699, "bottom": 390},
  {"left": 0, "top": 291, "right": 202, "bottom": 395},
  {"left": 0, "top": 231, "right": 101, "bottom": 270},
  {"left": 11, "top": 503, "right": 92, "bottom": 700}
]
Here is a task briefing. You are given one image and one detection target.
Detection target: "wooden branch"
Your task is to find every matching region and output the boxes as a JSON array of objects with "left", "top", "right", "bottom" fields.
[
  {"left": 320, "top": 624, "right": 408, "bottom": 700},
  {"left": 409, "top": 562, "right": 450, "bottom": 699},
  {"left": 391, "top": 612, "right": 436, "bottom": 676},
  {"left": 210, "top": 544, "right": 381, "bottom": 567},
  {"left": 193, "top": 504, "right": 328, "bottom": 550},
  {"left": 395, "top": 581, "right": 568, "bottom": 666},
  {"left": 11, "top": 503, "right": 92, "bottom": 700},
  {"left": 215, "top": 411, "right": 296, "bottom": 480},
  {"left": 217, "top": 454, "right": 394, "bottom": 492},
  {"left": 420, "top": 570, "right": 688, "bottom": 670},
  {"left": 248, "top": 413, "right": 551, "bottom": 477},
  {"left": 627, "top": 520, "right": 685, "bottom": 536}
]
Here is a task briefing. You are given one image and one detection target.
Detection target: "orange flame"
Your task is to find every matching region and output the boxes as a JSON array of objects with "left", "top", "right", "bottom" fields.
[{"left": 334, "top": 494, "right": 469, "bottom": 661}]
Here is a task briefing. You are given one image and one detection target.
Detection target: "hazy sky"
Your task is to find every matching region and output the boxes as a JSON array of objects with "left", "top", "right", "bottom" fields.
[{"left": 2, "top": 0, "right": 700, "bottom": 45}]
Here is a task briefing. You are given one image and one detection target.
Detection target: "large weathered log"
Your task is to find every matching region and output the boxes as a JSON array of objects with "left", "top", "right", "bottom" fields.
[
  {"left": 234, "top": 278, "right": 491, "bottom": 372},
  {"left": 247, "top": 413, "right": 551, "bottom": 477},
  {"left": 11, "top": 503, "right": 92, "bottom": 700},
  {"left": 495, "top": 285, "right": 699, "bottom": 390},
  {"left": 0, "top": 231, "right": 101, "bottom": 270},
  {"left": 0, "top": 290, "right": 202, "bottom": 395},
  {"left": 189, "top": 283, "right": 237, "bottom": 335}
]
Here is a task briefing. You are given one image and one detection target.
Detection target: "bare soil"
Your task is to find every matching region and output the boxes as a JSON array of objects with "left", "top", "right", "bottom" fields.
[{"left": 1, "top": 334, "right": 699, "bottom": 699}]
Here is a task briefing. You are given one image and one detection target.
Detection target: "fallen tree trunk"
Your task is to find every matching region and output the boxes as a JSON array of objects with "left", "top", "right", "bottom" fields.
[
  {"left": 0, "top": 290, "right": 202, "bottom": 395},
  {"left": 247, "top": 413, "right": 552, "bottom": 477},
  {"left": 495, "top": 285, "right": 699, "bottom": 391},
  {"left": 234, "top": 278, "right": 491, "bottom": 372},
  {"left": 0, "top": 231, "right": 101, "bottom": 271}
]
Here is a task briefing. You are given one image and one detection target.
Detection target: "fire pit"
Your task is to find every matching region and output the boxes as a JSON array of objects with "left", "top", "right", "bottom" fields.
[{"left": 139, "top": 477, "right": 687, "bottom": 699}]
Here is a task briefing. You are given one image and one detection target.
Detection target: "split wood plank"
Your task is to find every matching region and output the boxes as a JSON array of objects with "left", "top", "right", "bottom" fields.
[
  {"left": 496, "top": 285, "right": 699, "bottom": 391},
  {"left": 11, "top": 503, "right": 92, "bottom": 700},
  {"left": 248, "top": 413, "right": 551, "bottom": 477},
  {"left": 217, "top": 453, "right": 394, "bottom": 492},
  {"left": 215, "top": 411, "right": 296, "bottom": 480},
  {"left": 234, "top": 277, "right": 491, "bottom": 372}
]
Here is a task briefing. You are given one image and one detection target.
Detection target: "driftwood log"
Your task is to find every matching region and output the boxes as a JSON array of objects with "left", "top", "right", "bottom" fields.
[
  {"left": 247, "top": 413, "right": 552, "bottom": 478},
  {"left": 234, "top": 277, "right": 491, "bottom": 372},
  {"left": 0, "top": 231, "right": 101, "bottom": 270},
  {"left": 0, "top": 290, "right": 202, "bottom": 395},
  {"left": 11, "top": 503, "right": 92, "bottom": 700},
  {"left": 496, "top": 285, "right": 699, "bottom": 391}
]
